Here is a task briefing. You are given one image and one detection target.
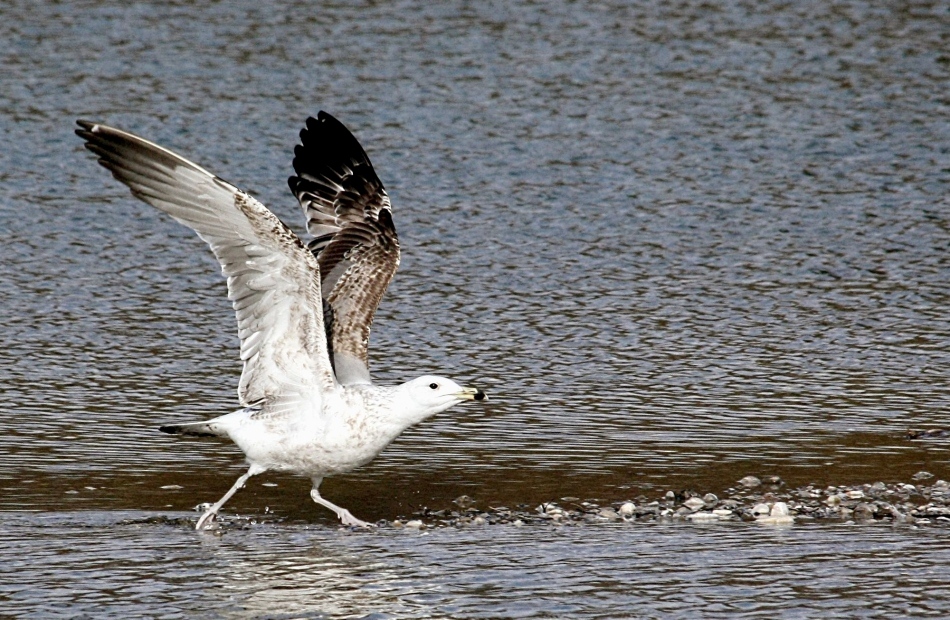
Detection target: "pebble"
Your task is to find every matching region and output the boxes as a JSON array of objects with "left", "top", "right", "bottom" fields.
[
  {"left": 853, "top": 503, "right": 875, "bottom": 520},
  {"left": 405, "top": 520, "right": 424, "bottom": 529},
  {"left": 683, "top": 497, "right": 706, "bottom": 511},
  {"left": 738, "top": 476, "right": 761, "bottom": 488},
  {"left": 771, "top": 503, "right": 790, "bottom": 517},
  {"left": 907, "top": 429, "right": 950, "bottom": 439},
  {"left": 374, "top": 476, "right": 950, "bottom": 531},
  {"left": 756, "top": 502, "right": 794, "bottom": 525},
  {"left": 913, "top": 471, "right": 934, "bottom": 481}
]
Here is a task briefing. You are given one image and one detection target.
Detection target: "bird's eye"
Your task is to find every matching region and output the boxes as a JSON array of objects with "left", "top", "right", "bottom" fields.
[{"left": 429, "top": 383, "right": 439, "bottom": 390}]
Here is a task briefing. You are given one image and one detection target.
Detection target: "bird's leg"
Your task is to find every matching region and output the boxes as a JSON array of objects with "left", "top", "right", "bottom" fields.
[
  {"left": 196, "top": 465, "right": 263, "bottom": 530},
  {"left": 310, "top": 478, "right": 374, "bottom": 528}
]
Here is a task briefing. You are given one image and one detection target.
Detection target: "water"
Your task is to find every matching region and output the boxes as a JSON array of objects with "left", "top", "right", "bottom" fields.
[
  {"left": 4, "top": 511, "right": 950, "bottom": 618},
  {"left": 2, "top": 0, "right": 949, "bottom": 616}
]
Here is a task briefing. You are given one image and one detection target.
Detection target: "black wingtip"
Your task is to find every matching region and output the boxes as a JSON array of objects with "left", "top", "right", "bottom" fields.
[
  {"left": 297, "top": 112, "right": 370, "bottom": 160},
  {"left": 290, "top": 112, "right": 384, "bottom": 198},
  {"left": 298, "top": 111, "right": 339, "bottom": 141},
  {"left": 316, "top": 110, "right": 339, "bottom": 124},
  {"left": 159, "top": 424, "right": 181, "bottom": 435},
  {"left": 74, "top": 119, "right": 97, "bottom": 142},
  {"left": 74, "top": 120, "right": 118, "bottom": 161}
]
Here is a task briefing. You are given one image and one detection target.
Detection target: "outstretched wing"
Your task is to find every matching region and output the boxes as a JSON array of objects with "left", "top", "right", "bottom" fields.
[
  {"left": 76, "top": 120, "right": 337, "bottom": 405},
  {"left": 287, "top": 112, "right": 400, "bottom": 385}
]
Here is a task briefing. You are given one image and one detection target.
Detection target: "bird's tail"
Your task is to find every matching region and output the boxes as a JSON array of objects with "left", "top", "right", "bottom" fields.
[
  {"left": 159, "top": 406, "right": 258, "bottom": 438},
  {"left": 159, "top": 421, "right": 224, "bottom": 438}
]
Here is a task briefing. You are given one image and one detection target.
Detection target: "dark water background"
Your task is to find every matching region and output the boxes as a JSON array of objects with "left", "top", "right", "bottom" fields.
[{"left": 2, "top": 0, "right": 949, "bottom": 617}]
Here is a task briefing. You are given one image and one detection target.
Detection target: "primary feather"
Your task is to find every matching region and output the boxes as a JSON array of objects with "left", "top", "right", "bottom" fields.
[{"left": 288, "top": 112, "right": 401, "bottom": 385}]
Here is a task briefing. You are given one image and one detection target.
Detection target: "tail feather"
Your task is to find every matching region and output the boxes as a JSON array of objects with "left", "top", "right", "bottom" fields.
[
  {"left": 159, "top": 406, "right": 257, "bottom": 438},
  {"left": 159, "top": 421, "right": 224, "bottom": 438}
]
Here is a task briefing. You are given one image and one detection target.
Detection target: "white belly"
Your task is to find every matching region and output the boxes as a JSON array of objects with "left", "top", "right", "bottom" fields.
[{"left": 224, "top": 395, "right": 396, "bottom": 477}]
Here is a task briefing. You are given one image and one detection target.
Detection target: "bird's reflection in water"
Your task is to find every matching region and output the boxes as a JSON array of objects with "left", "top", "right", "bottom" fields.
[{"left": 198, "top": 528, "right": 436, "bottom": 618}]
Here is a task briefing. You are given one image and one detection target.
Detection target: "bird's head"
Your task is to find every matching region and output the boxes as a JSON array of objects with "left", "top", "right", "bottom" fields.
[{"left": 393, "top": 375, "right": 487, "bottom": 425}]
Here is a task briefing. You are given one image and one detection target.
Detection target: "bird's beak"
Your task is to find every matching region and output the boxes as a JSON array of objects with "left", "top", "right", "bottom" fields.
[{"left": 458, "top": 387, "right": 488, "bottom": 402}]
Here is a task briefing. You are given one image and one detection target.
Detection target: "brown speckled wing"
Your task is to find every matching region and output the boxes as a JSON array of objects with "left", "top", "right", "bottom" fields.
[
  {"left": 287, "top": 112, "right": 400, "bottom": 385},
  {"left": 76, "top": 120, "right": 337, "bottom": 405}
]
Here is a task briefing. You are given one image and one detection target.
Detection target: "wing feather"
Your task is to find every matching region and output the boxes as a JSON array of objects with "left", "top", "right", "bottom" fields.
[
  {"left": 287, "top": 112, "right": 400, "bottom": 385},
  {"left": 76, "top": 120, "right": 338, "bottom": 405}
]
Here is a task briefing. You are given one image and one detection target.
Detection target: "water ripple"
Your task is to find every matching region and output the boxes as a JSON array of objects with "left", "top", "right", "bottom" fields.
[{"left": 1, "top": 0, "right": 949, "bottom": 616}]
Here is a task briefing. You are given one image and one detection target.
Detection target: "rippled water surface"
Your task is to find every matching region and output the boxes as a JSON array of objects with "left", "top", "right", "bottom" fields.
[{"left": 2, "top": 0, "right": 949, "bottom": 617}]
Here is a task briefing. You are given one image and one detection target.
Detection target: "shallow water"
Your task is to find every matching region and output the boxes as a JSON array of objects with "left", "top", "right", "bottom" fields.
[
  {"left": 2, "top": 0, "right": 949, "bottom": 617},
  {"left": 4, "top": 511, "right": 950, "bottom": 619}
]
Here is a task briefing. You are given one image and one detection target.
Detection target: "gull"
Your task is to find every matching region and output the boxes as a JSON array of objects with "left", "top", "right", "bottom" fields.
[{"left": 76, "top": 112, "right": 486, "bottom": 529}]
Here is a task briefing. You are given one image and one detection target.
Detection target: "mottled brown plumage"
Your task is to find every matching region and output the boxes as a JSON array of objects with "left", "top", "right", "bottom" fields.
[{"left": 288, "top": 112, "right": 401, "bottom": 385}]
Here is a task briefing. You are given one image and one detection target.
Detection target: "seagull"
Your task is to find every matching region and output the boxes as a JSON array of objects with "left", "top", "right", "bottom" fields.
[{"left": 76, "top": 112, "right": 487, "bottom": 530}]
